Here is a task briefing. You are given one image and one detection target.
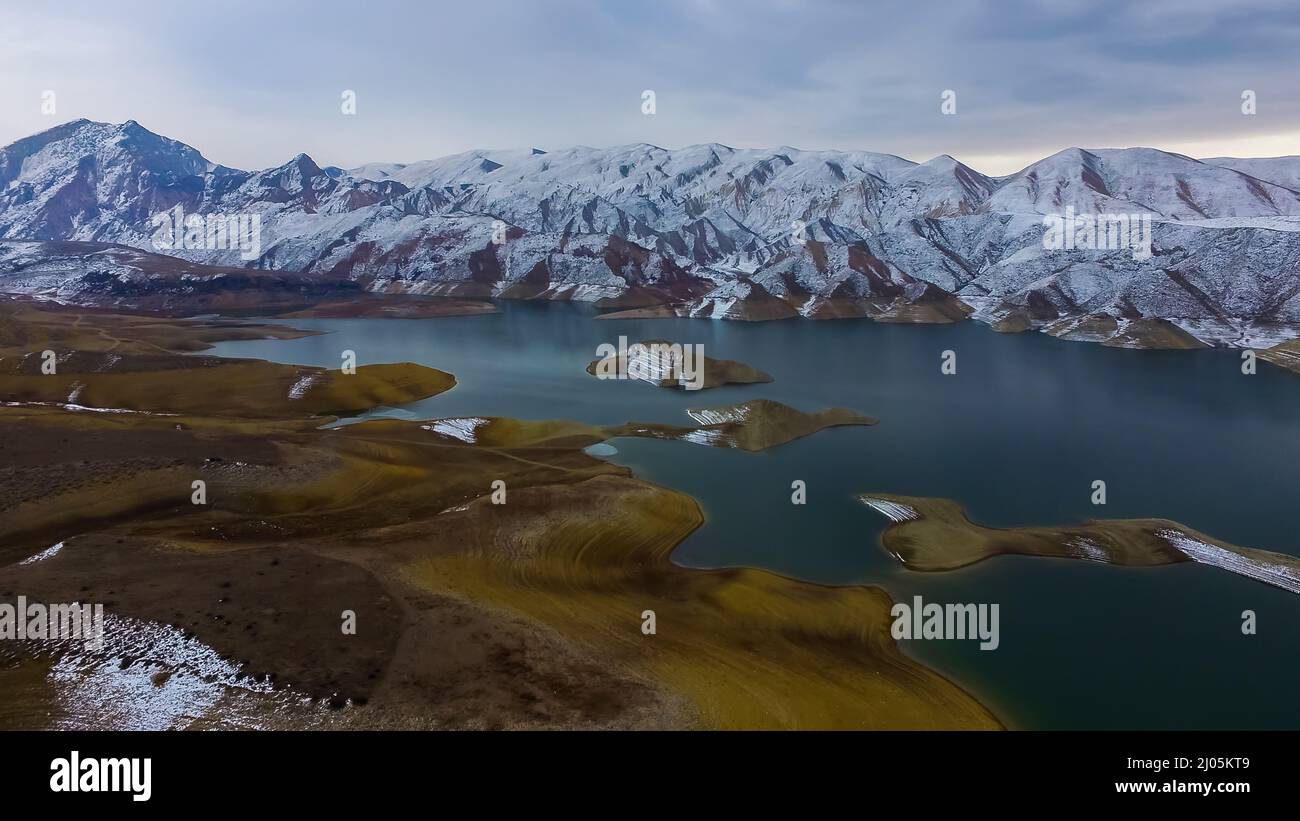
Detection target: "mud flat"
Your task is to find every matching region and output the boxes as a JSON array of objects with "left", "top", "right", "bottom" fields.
[{"left": 858, "top": 493, "right": 1300, "bottom": 594}]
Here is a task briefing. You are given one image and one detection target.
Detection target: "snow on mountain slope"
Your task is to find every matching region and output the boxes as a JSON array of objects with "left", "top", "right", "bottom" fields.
[
  {"left": 2, "top": 119, "right": 1300, "bottom": 346},
  {"left": 398, "top": 142, "right": 925, "bottom": 237},
  {"left": 1202, "top": 156, "right": 1300, "bottom": 193},
  {"left": 952, "top": 217, "right": 1300, "bottom": 337},
  {"left": 987, "top": 147, "right": 1300, "bottom": 219},
  {"left": 349, "top": 147, "right": 546, "bottom": 188},
  {"left": 0, "top": 239, "right": 362, "bottom": 311},
  {"left": 882, "top": 155, "right": 995, "bottom": 223},
  {"left": 0, "top": 120, "right": 234, "bottom": 243}
]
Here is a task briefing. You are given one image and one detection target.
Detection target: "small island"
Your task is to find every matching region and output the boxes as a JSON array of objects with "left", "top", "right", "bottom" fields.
[
  {"left": 614, "top": 398, "right": 877, "bottom": 451},
  {"left": 585, "top": 339, "right": 773, "bottom": 390},
  {"left": 858, "top": 492, "right": 1300, "bottom": 595},
  {"left": 419, "top": 399, "right": 877, "bottom": 454}
]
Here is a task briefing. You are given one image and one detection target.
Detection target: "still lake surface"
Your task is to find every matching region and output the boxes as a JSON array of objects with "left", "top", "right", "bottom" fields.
[{"left": 209, "top": 301, "right": 1300, "bottom": 729}]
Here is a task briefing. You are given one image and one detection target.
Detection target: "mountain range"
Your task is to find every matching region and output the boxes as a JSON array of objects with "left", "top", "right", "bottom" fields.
[{"left": 2, "top": 118, "right": 1299, "bottom": 347}]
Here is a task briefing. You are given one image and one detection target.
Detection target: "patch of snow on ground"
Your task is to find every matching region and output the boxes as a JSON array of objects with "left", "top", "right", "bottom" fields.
[
  {"left": 45, "top": 613, "right": 284, "bottom": 731},
  {"left": 1050, "top": 316, "right": 1116, "bottom": 342},
  {"left": 421, "top": 417, "right": 487, "bottom": 443},
  {"left": 18, "top": 541, "right": 64, "bottom": 565},
  {"left": 624, "top": 346, "right": 687, "bottom": 386},
  {"left": 687, "top": 405, "right": 749, "bottom": 426},
  {"left": 1174, "top": 216, "right": 1300, "bottom": 232},
  {"left": 1066, "top": 536, "right": 1108, "bottom": 562},
  {"left": 680, "top": 428, "right": 726, "bottom": 446},
  {"left": 1159, "top": 529, "right": 1300, "bottom": 594},
  {"left": 861, "top": 497, "right": 920, "bottom": 523},
  {"left": 65, "top": 403, "right": 168, "bottom": 414},
  {"left": 1169, "top": 318, "right": 1300, "bottom": 348},
  {"left": 1, "top": 401, "right": 172, "bottom": 415},
  {"left": 287, "top": 373, "right": 320, "bottom": 400}
]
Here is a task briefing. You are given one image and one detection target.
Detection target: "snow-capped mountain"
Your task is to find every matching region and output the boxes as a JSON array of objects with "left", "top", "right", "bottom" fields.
[
  {"left": 1202, "top": 156, "right": 1300, "bottom": 194},
  {"left": 987, "top": 147, "right": 1300, "bottom": 219},
  {"left": 2, "top": 118, "right": 1300, "bottom": 347}
]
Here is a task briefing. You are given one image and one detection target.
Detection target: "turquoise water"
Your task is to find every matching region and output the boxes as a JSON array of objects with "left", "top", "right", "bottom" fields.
[{"left": 208, "top": 301, "right": 1300, "bottom": 729}]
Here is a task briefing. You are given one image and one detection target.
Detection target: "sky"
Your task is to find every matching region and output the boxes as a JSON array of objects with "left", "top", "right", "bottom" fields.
[{"left": 2, "top": 0, "right": 1298, "bottom": 175}]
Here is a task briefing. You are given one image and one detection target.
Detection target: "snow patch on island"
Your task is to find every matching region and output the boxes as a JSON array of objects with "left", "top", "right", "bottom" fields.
[
  {"left": 687, "top": 405, "right": 751, "bottom": 426},
  {"left": 1159, "top": 529, "right": 1300, "bottom": 594},
  {"left": 861, "top": 497, "right": 921, "bottom": 523},
  {"left": 1066, "top": 536, "right": 1109, "bottom": 562},
  {"left": 679, "top": 428, "right": 727, "bottom": 447}
]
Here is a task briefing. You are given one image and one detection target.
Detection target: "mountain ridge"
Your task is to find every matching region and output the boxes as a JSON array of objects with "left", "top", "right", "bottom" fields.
[{"left": 3, "top": 118, "right": 1300, "bottom": 348}]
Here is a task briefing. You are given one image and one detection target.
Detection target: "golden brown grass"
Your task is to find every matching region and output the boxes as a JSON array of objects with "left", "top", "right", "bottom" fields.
[
  {"left": 859, "top": 494, "right": 1300, "bottom": 596},
  {"left": 611, "top": 398, "right": 877, "bottom": 451},
  {"left": 0, "top": 296, "right": 312, "bottom": 355},
  {"left": 0, "top": 299, "right": 999, "bottom": 729},
  {"left": 407, "top": 477, "right": 1000, "bottom": 729},
  {"left": 0, "top": 359, "right": 454, "bottom": 417},
  {"left": 1103, "top": 318, "right": 1206, "bottom": 349},
  {"left": 859, "top": 493, "right": 1185, "bottom": 571}
]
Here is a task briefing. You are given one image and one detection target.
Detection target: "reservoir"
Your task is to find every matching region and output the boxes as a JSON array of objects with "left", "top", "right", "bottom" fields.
[{"left": 208, "top": 301, "right": 1300, "bottom": 729}]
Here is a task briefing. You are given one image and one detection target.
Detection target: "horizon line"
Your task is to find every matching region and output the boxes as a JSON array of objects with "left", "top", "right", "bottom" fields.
[{"left": 9, "top": 117, "right": 1300, "bottom": 181}]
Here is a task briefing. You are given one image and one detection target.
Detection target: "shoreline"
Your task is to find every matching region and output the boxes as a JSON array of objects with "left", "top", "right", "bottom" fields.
[{"left": 0, "top": 300, "right": 1001, "bottom": 729}]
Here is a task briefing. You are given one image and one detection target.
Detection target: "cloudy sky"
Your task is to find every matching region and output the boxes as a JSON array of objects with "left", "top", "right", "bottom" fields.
[{"left": 2, "top": 0, "right": 1298, "bottom": 174}]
